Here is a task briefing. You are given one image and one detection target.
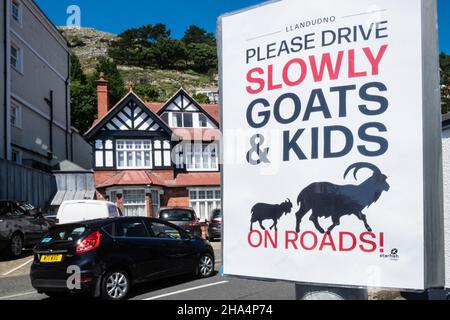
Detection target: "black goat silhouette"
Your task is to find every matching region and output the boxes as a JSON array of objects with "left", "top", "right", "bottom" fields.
[
  {"left": 295, "top": 163, "right": 390, "bottom": 234},
  {"left": 251, "top": 199, "right": 293, "bottom": 231}
]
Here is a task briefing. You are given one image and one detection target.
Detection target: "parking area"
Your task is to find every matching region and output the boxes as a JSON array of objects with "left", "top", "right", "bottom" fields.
[
  {"left": 0, "top": 242, "right": 297, "bottom": 301},
  {"left": 0, "top": 251, "right": 34, "bottom": 278},
  {"left": 0, "top": 242, "right": 405, "bottom": 301}
]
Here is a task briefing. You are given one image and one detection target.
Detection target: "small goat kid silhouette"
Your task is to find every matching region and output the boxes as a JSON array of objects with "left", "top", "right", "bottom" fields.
[
  {"left": 250, "top": 199, "right": 293, "bottom": 232},
  {"left": 249, "top": 163, "right": 390, "bottom": 234}
]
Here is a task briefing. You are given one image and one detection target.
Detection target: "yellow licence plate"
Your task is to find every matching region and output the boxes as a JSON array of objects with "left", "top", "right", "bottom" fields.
[{"left": 40, "top": 255, "right": 63, "bottom": 263}]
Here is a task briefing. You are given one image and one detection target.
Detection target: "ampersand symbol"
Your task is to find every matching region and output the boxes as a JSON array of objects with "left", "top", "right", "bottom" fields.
[{"left": 246, "top": 134, "right": 271, "bottom": 165}]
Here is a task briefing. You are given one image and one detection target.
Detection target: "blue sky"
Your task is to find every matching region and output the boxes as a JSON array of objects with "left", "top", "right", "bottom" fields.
[{"left": 36, "top": 0, "right": 450, "bottom": 53}]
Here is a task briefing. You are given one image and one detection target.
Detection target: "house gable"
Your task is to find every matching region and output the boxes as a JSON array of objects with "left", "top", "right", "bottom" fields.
[
  {"left": 157, "top": 89, "right": 219, "bottom": 129},
  {"left": 85, "top": 92, "right": 174, "bottom": 140}
]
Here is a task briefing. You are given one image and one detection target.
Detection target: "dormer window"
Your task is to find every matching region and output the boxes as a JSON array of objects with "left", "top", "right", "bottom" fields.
[
  {"left": 199, "top": 114, "right": 208, "bottom": 128},
  {"left": 172, "top": 112, "right": 193, "bottom": 128}
]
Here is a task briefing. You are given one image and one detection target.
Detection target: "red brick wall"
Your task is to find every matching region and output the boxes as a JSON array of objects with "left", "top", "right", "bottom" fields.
[
  {"left": 97, "top": 76, "right": 109, "bottom": 119},
  {"left": 152, "top": 169, "right": 175, "bottom": 180},
  {"left": 162, "top": 188, "right": 190, "bottom": 208}
]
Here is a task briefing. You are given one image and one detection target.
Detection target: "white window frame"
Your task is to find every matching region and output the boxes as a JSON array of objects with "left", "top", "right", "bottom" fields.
[
  {"left": 184, "top": 142, "right": 219, "bottom": 172},
  {"left": 116, "top": 140, "right": 153, "bottom": 170},
  {"left": 189, "top": 188, "right": 221, "bottom": 221},
  {"left": 122, "top": 189, "right": 147, "bottom": 217},
  {"left": 10, "top": 43, "right": 23, "bottom": 73},
  {"left": 11, "top": 0, "right": 22, "bottom": 25},
  {"left": 164, "top": 111, "right": 214, "bottom": 129},
  {"left": 10, "top": 101, "right": 22, "bottom": 128},
  {"left": 171, "top": 111, "right": 194, "bottom": 128},
  {"left": 95, "top": 140, "right": 114, "bottom": 168}
]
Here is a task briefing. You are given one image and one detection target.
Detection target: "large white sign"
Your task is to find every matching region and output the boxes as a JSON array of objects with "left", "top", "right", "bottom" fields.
[{"left": 219, "top": 0, "right": 443, "bottom": 290}]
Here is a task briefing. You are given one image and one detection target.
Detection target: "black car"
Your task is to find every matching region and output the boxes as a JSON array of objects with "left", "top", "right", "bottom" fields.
[
  {"left": 208, "top": 209, "right": 222, "bottom": 241},
  {"left": 30, "top": 217, "right": 215, "bottom": 300},
  {"left": 0, "top": 201, "right": 54, "bottom": 258}
]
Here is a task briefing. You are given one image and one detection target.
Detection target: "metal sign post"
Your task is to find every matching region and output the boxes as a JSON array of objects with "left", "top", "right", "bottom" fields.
[{"left": 295, "top": 284, "right": 368, "bottom": 300}]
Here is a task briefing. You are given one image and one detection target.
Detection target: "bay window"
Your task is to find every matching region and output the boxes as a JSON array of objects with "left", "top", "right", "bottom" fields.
[
  {"left": 189, "top": 189, "right": 221, "bottom": 221},
  {"left": 123, "top": 190, "right": 146, "bottom": 217}
]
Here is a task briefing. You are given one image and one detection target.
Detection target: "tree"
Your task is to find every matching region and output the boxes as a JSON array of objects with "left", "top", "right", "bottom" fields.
[
  {"left": 90, "top": 57, "right": 127, "bottom": 107},
  {"left": 70, "top": 54, "right": 96, "bottom": 134},
  {"left": 133, "top": 83, "right": 161, "bottom": 101},
  {"left": 109, "top": 24, "right": 171, "bottom": 67},
  {"left": 70, "top": 53, "right": 86, "bottom": 84},
  {"left": 70, "top": 81, "right": 96, "bottom": 134},
  {"left": 147, "top": 38, "right": 188, "bottom": 69},
  {"left": 187, "top": 43, "right": 217, "bottom": 73},
  {"left": 193, "top": 93, "right": 210, "bottom": 104},
  {"left": 182, "top": 25, "right": 215, "bottom": 46},
  {"left": 440, "top": 52, "right": 450, "bottom": 114}
]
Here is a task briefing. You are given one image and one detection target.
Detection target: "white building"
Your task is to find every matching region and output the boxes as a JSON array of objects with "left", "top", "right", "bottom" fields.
[
  {"left": 443, "top": 113, "right": 450, "bottom": 289},
  {"left": 1, "top": 0, "right": 6, "bottom": 159},
  {"left": 2, "top": 0, "right": 92, "bottom": 171},
  {"left": 0, "top": 0, "right": 93, "bottom": 208}
]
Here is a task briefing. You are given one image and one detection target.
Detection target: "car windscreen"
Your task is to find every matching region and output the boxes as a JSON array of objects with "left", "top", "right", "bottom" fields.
[
  {"left": 40, "top": 226, "right": 91, "bottom": 245},
  {"left": 160, "top": 210, "right": 195, "bottom": 222}
]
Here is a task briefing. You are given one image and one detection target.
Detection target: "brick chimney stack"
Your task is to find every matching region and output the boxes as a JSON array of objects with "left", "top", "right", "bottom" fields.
[{"left": 96, "top": 72, "right": 109, "bottom": 119}]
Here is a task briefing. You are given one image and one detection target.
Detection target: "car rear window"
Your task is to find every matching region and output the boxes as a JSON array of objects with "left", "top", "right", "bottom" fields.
[
  {"left": 212, "top": 210, "right": 222, "bottom": 219},
  {"left": 41, "top": 226, "right": 90, "bottom": 244},
  {"left": 160, "top": 210, "right": 195, "bottom": 222}
]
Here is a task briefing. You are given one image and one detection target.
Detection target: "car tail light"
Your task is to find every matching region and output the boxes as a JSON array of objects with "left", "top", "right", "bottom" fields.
[
  {"left": 80, "top": 277, "right": 94, "bottom": 283},
  {"left": 76, "top": 231, "right": 101, "bottom": 254}
]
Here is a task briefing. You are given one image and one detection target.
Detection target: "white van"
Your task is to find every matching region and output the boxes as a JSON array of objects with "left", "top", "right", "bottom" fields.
[{"left": 56, "top": 200, "right": 122, "bottom": 225}]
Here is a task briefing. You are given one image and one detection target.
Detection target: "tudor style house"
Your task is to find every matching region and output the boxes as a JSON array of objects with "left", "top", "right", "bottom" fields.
[{"left": 85, "top": 74, "right": 221, "bottom": 220}]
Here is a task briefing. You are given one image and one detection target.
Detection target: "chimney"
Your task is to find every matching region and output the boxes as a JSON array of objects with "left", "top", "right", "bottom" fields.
[{"left": 96, "top": 72, "right": 109, "bottom": 119}]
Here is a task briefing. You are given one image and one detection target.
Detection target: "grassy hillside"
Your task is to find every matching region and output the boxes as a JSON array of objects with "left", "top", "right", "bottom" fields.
[{"left": 59, "top": 26, "right": 218, "bottom": 100}]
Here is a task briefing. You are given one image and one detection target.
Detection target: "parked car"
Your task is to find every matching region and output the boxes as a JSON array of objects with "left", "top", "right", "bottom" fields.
[
  {"left": 0, "top": 201, "right": 55, "bottom": 258},
  {"left": 157, "top": 207, "right": 202, "bottom": 237},
  {"left": 208, "top": 209, "right": 222, "bottom": 241},
  {"left": 56, "top": 200, "right": 122, "bottom": 225},
  {"left": 30, "top": 217, "right": 215, "bottom": 300}
]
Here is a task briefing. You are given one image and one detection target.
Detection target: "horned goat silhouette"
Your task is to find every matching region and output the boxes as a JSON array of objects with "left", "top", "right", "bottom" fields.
[{"left": 295, "top": 162, "right": 390, "bottom": 234}]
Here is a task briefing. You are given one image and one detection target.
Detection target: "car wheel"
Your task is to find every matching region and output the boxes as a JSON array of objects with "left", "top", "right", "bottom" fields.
[
  {"left": 101, "top": 270, "right": 130, "bottom": 301},
  {"left": 8, "top": 233, "right": 23, "bottom": 258},
  {"left": 196, "top": 254, "right": 214, "bottom": 278}
]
